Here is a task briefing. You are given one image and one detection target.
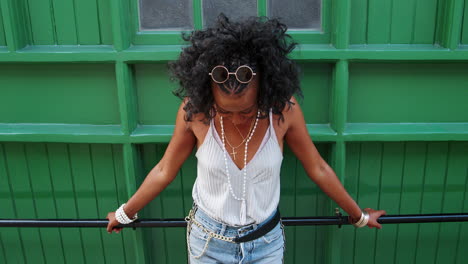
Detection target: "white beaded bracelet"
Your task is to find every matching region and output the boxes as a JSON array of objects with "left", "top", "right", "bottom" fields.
[
  {"left": 115, "top": 203, "right": 138, "bottom": 224},
  {"left": 352, "top": 211, "right": 369, "bottom": 228}
]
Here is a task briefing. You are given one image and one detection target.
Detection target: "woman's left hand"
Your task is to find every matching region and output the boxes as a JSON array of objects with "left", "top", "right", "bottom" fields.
[{"left": 364, "top": 208, "right": 386, "bottom": 229}]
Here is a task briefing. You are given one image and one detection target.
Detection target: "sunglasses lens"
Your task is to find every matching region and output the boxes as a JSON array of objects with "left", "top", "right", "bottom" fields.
[
  {"left": 236, "top": 66, "right": 253, "bottom": 83},
  {"left": 211, "top": 67, "right": 229, "bottom": 83}
]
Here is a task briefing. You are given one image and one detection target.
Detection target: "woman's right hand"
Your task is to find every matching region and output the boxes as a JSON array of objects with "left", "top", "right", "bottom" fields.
[{"left": 106, "top": 212, "right": 123, "bottom": 234}]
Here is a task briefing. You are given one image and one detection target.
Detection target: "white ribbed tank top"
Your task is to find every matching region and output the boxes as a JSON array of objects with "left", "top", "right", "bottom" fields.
[{"left": 193, "top": 111, "right": 283, "bottom": 226}]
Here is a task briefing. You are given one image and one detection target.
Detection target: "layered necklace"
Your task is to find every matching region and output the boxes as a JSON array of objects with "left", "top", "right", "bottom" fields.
[
  {"left": 220, "top": 111, "right": 260, "bottom": 224},
  {"left": 223, "top": 117, "right": 255, "bottom": 160}
]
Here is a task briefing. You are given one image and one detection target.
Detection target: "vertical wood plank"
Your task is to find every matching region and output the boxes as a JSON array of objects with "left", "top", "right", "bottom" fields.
[
  {"left": 159, "top": 144, "right": 188, "bottom": 264},
  {"left": 349, "top": 0, "right": 368, "bottom": 44},
  {"left": 140, "top": 144, "right": 167, "bottom": 264},
  {"left": 373, "top": 142, "right": 405, "bottom": 263},
  {"left": 25, "top": 143, "right": 65, "bottom": 263},
  {"left": 0, "top": 0, "right": 29, "bottom": 50},
  {"left": 390, "top": 0, "right": 416, "bottom": 43},
  {"left": 435, "top": 142, "right": 467, "bottom": 263},
  {"left": 394, "top": 142, "right": 427, "bottom": 262},
  {"left": 4, "top": 142, "right": 46, "bottom": 264},
  {"left": 122, "top": 143, "right": 147, "bottom": 264},
  {"left": 0, "top": 4, "right": 6, "bottom": 45},
  {"left": 280, "top": 146, "right": 297, "bottom": 264},
  {"left": 412, "top": 0, "right": 438, "bottom": 44},
  {"left": 414, "top": 142, "right": 449, "bottom": 263},
  {"left": 47, "top": 143, "right": 86, "bottom": 263},
  {"left": 353, "top": 142, "right": 382, "bottom": 263},
  {"left": 442, "top": 0, "right": 465, "bottom": 49},
  {"left": 26, "top": 0, "right": 55, "bottom": 44},
  {"left": 74, "top": 0, "right": 100, "bottom": 44},
  {"left": 51, "top": 0, "right": 78, "bottom": 44},
  {"left": 68, "top": 143, "right": 106, "bottom": 263},
  {"left": 0, "top": 143, "right": 27, "bottom": 263},
  {"left": 461, "top": 1, "right": 468, "bottom": 44},
  {"left": 341, "top": 142, "right": 360, "bottom": 264},
  {"left": 91, "top": 144, "right": 127, "bottom": 263},
  {"left": 111, "top": 144, "right": 135, "bottom": 264},
  {"left": 367, "top": 0, "right": 392, "bottom": 44},
  {"left": 455, "top": 144, "right": 468, "bottom": 264},
  {"left": 294, "top": 149, "right": 322, "bottom": 263},
  {"left": 97, "top": 0, "right": 112, "bottom": 44}
]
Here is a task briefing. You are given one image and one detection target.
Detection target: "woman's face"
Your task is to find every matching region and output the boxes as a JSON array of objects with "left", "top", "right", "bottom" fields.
[{"left": 211, "top": 73, "right": 259, "bottom": 126}]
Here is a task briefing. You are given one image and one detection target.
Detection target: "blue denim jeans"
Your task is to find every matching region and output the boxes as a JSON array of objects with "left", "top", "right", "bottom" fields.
[{"left": 187, "top": 207, "right": 285, "bottom": 264}]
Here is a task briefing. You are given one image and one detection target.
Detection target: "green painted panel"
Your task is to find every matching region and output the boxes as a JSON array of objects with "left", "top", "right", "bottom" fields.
[
  {"left": 0, "top": 4, "right": 6, "bottom": 46},
  {"left": 0, "top": 143, "right": 134, "bottom": 263},
  {"left": 348, "top": 63, "right": 468, "bottom": 123},
  {"left": 462, "top": 0, "right": 468, "bottom": 44},
  {"left": 22, "top": 0, "right": 111, "bottom": 45},
  {"left": 350, "top": 0, "right": 440, "bottom": 44},
  {"left": 135, "top": 63, "right": 330, "bottom": 126},
  {"left": 0, "top": 64, "right": 120, "bottom": 124},
  {"left": 135, "top": 63, "right": 187, "bottom": 125},
  {"left": 297, "top": 63, "right": 332, "bottom": 124},
  {"left": 345, "top": 142, "right": 468, "bottom": 264}
]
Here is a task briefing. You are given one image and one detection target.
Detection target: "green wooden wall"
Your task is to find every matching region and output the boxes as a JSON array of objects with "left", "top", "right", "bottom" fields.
[{"left": 1, "top": 0, "right": 467, "bottom": 263}]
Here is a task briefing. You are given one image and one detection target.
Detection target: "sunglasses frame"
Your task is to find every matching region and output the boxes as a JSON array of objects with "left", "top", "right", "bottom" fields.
[{"left": 209, "top": 65, "right": 257, "bottom": 84}]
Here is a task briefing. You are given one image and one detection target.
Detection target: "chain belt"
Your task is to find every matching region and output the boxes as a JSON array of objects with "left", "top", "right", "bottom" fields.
[{"left": 185, "top": 208, "right": 237, "bottom": 243}]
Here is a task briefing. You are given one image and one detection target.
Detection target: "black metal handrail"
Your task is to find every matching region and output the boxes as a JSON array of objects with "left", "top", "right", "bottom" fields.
[{"left": 1, "top": 213, "right": 467, "bottom": 228}]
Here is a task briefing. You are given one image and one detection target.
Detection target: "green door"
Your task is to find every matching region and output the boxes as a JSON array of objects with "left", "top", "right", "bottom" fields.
[{"left": 1, "top": 0, "right": 467, "bottom": 263}]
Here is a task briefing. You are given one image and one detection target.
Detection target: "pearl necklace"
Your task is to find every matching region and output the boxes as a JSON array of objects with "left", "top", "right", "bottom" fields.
[{"left": 220, "top": 111, "right": 260, "bottom": 224}]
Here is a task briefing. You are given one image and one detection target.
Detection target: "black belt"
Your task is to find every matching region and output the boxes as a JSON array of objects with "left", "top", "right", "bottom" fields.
[{"left": 233, "top": 210, "right": 281, "bottom": 243}]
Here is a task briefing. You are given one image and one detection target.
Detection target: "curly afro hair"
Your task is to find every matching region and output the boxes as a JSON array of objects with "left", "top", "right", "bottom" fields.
[{"left": 169, "top": 13, "right": 302, "bottom": 123}]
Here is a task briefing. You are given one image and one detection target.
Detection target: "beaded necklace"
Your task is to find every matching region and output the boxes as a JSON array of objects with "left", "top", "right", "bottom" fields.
[{"left": 220, "top": 111, "right": 260, "bottom": 224}]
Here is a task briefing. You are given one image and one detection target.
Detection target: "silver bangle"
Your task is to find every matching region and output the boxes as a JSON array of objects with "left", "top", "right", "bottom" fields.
[
  {"left": 115, "top": 203, "right": 138, "bottom": 224},
  {"left": 352, "top": 211, "right": 369, "bottom": 228}
]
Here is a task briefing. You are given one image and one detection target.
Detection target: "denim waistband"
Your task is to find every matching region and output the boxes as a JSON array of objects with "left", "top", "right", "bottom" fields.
[{"left": 193, "top": 206, "right": 279, "bottom": 238}]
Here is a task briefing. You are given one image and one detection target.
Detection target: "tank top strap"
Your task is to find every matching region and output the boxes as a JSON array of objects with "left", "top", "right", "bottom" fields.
[{"left": 268, "top": 109, "right": 279, "bottom": 144}]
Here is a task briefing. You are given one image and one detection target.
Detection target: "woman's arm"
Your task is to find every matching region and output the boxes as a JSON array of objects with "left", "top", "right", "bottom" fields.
[
  {"left": 106, "top": 101, "right": 196, "bottom": 233},
  {"left": 283, "top": 97, "right": 386, "bottom": 228}
]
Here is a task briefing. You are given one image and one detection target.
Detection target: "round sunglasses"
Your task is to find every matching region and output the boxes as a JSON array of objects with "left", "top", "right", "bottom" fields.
[{"left": 209, "top": 65, "right": 256, "bottom": 84}]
